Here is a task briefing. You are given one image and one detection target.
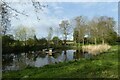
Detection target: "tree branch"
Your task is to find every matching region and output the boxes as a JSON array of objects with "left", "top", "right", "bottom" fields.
[{"left": 1, "top": 1, "right": 28, "bottom": 17}]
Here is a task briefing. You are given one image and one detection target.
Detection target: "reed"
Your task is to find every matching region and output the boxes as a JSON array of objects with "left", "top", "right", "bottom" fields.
[{"left": 82, "top": 44, "right": 111, "bottom": 55}]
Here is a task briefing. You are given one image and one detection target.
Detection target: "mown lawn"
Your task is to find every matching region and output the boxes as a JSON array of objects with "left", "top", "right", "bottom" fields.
[{"left": 2, "top": 45, "right": 119, "bottom": 79}]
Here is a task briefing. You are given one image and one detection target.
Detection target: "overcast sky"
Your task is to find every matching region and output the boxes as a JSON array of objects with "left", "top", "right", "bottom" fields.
[{"left": 8, "top": 1, "right": 118, "bottom": 40}]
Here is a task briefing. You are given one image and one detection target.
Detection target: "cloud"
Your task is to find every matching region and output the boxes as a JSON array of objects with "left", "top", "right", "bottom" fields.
[{"left": 10, "top": 2, "right": 63, "bottom": 38}]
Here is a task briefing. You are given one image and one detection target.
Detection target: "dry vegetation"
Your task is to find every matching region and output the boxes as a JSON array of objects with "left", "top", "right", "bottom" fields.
[{"left": 82, "top": 44, "right": 111, "bottom": 55}]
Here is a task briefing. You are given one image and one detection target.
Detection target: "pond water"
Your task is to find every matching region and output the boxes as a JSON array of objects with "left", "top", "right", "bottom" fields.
[{"left": 2, "top": 50, "right": 93, "bottom": 71}]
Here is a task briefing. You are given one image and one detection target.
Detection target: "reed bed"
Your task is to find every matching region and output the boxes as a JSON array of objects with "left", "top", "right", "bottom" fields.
[{"left": 82, "top": 44, "right": 111, "bottom": 55}]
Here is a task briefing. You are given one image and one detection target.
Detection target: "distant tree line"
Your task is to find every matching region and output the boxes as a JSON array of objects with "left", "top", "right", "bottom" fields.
[
  {"left": 2, "top": 15, "right": 120, "bottom": 54},
  {"left": 2, "top": 25, "right": 63, "bottom": 54},
  {"left": 73, "top": 16, "right": 118, "bottom": 45}
]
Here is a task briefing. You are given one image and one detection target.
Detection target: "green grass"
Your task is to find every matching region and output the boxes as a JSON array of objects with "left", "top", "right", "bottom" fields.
[{"left": 2, "top": 45, "right": 119, "bottom": 79}]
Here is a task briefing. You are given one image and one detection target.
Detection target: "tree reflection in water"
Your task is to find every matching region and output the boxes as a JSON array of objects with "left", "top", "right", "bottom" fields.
[
  {"left": 52, "top": 52, "right": 61, "bottom": 63},
  {"left": 73, "top": 49, "right": 84, "bottom": 60},
  {"left": 48, "top": 55, "right": 53, "bottom": 64},
  {"left": 3, "top": 49, "right": 93, "bottom": 71},
  {"left": 63, "top": 50, "right": 67, "bottom": 62}
]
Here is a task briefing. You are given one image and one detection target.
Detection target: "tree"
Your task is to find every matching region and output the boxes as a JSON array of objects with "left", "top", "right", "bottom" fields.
[
  {"left": 0, "top": 0, "right": 47, "bottom": 35},
  {"left": 2, "top": 35, "right": 14, "bottom": 46},
  {"left": 38, "top": 38, "right": 47, "bottom": 46},
  {"left": 88, "top": 17, "right": 99, "bottom": 44},
  {"left": 88, "top": 16, "right": 117, "bottom": 45},
  {"left": 52, "top": 36, "right": 61, "bottom": 46},
  {"left": 59, "top": 20, "right": 71, "bottom": 46},
  {"left": 97, "top": 16, "right": 117, "bottom": 44},
  {"left": 27, "top": 38, "right": 35, "bottom": 46},
  {"left": 2, "top": 35, "right": 15, "bottom": 53},
  {"left": 47, "top": 27, "right": 53, "bottom": 41},
  {"left": 117, "top": 35, "right": 120, "bottom": 42},
  {"left": 31, "top": 1, "right": 47, "bottom": 21},
  {"left": 33, "top": 35, "right": 38, "bottom": 45},
  {"left": 1, "top": 1, "right": 11, "bottom": 35},
  {"left": 14, "top": 25, "right": 35, "bottom": 46},
  {"left": 47, "top": 27, "right": 53, "bottom": 48},
  {"left": 73, "top": 16, "right": 88, "bottom": 46},
  {"left": 0, "top": 1, "right": 28, "bottom": 36}
]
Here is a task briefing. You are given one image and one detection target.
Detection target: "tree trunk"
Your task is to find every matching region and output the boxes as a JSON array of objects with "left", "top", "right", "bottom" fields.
[
  {"left": 94, "top": 37, "right": 97, "bottom": 45},
  {"left": 82, "top": 38, "right": 84, "bottom": 53},
  {"left": 102, "top": 32, "right": 104, "bottom": 44},
  {"left": 102, "top": 39, "right": 104, "bottom": 44},
  {"left": 64, "top": 40, "right": 66, "bottom": 46},
  {"left": 83, "top": 38, "right": 84, "bottom": 46}
]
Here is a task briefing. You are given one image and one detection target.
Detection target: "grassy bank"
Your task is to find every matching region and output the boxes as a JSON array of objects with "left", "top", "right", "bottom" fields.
[{"left": 2, "top": 45, "right": 119, "bottom": 79}]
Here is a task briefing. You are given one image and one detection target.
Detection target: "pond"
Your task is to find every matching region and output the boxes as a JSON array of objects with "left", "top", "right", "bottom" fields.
[{"left": 2, "top": 49, "right": 93, "bottom": 71}]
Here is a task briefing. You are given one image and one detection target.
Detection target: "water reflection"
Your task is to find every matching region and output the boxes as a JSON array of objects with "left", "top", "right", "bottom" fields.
[
  {"left": 63, "top": 50, "right": 67, "bottom": 62},
  {"left": 73, "top": 49, "right": 83, "bottom": 60},
  {"left": 2, "top": 49, "right": 93, "bottom": 71}
]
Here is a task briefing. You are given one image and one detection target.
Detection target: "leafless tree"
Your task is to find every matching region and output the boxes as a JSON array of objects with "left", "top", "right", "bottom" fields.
[{"left": 59, "top": 20, "right": 71, "bottom": 46}]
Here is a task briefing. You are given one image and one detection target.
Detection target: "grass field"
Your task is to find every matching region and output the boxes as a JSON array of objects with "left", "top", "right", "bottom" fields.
[{"left": 2, "top": 45, "right": 119, "bottom": 79}]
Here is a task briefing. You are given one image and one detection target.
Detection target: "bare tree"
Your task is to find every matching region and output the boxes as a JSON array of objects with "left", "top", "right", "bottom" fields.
[
  {"left": 14, "top": 25, "right": 35, "bottom": 46},
  {"left": 47, "top": 27, "right": 53, "bottom": 40},
  {"left": 88, "top": 17, "right": 99, "bottom": 45},
  {"left": 74, "top": 16, "right": 87, "bottom": 46},
  {"left": 59, "top": 20, "right": 71, "bottom": 46},
  {"left": 47, "top": 27, "right": 53, "bottom": 48}
]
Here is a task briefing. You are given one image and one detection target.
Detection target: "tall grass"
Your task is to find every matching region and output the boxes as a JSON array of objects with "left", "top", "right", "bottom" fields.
[{"left": 82, "top": 44, "right": 111, "bottom": 55}]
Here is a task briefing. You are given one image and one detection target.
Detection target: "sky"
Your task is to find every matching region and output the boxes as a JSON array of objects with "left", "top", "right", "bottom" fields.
[{"left": 8, "top": 1, "right": 118, "bottom": 40}]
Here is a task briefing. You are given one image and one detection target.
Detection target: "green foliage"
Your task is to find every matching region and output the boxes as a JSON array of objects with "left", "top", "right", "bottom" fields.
[
  {"left": 2, "top": 34, "right": 48, "bottom": 53},
  {"left": 2, "top": 35, "right": 14, "bottom": 46},
  {"left": 38, "top": 38, "right": 47, "bottom": 45},
  {"left": 52, "top": 36, "right": 62, "bottom": 45},
  {"left": 116, "top": 35, "right": 120, "bottom": 43},
  {"left": 27, "top": 38, "right": 35, "bottom": 46},
  {"left": 2, "top": 35, "right": 15, "bottom": 53}
]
